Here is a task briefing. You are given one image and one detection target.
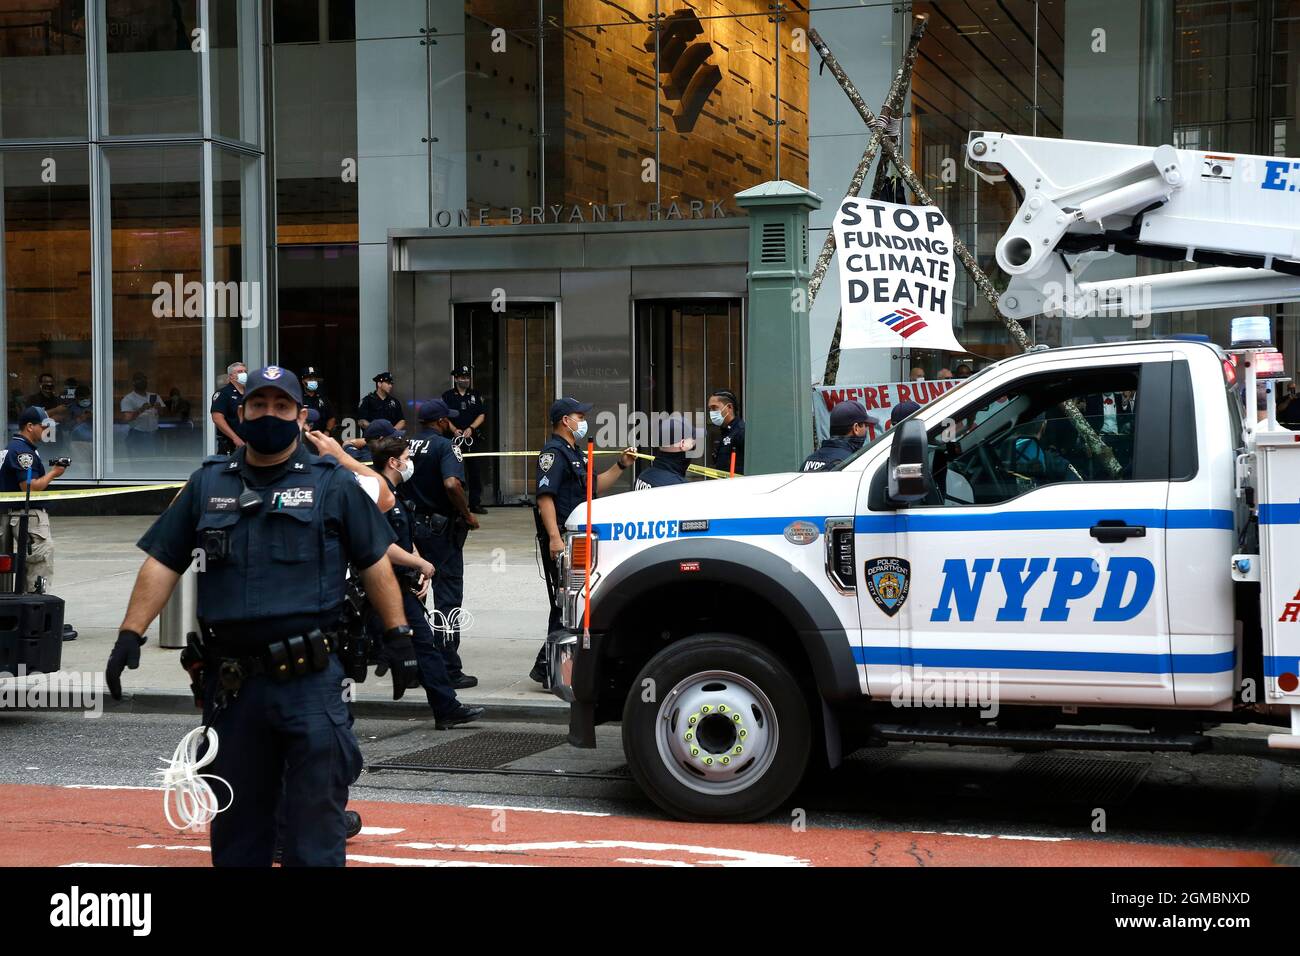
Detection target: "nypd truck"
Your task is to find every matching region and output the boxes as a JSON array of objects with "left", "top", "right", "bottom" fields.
[{"left": 544, "top": 133, "right": 1300, "bottom": 822}]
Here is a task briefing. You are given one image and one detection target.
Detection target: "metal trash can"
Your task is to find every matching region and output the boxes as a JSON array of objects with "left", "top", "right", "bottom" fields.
[{"left": 158, "top": 563, "right": 199, "bottom": 649}]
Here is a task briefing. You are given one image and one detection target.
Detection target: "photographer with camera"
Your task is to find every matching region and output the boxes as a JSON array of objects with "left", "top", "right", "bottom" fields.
[
  {"left": 0, "top": 407, "right": 70, "bottom": 598},
  {"left": 367, "top": 435, "right": 483, "bottom": 729}
]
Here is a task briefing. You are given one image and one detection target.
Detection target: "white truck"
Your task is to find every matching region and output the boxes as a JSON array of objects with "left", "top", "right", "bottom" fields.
[{"left": 545, "top": 133, "right": 1300, "bottom": 822}]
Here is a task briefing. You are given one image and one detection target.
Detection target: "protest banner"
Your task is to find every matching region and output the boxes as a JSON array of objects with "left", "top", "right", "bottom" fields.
[{"left": 813, "top": 378, "right": 961, "bottom": 441}]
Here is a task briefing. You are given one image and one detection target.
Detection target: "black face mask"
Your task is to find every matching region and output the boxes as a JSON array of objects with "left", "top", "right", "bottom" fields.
[
  {"left": 847, "top": 434, "right": 866, "bottom": 450},
  {"left": 656, "top": 450, "right": 690, "bottom": 475},
  {"left": 240, "top": 414, "right": 301, "bottom": 454}
]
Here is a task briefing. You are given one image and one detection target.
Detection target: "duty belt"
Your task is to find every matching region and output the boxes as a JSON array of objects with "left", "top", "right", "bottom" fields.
[{"left": 202, "top": 627, "right": 339, "bottom": 685}]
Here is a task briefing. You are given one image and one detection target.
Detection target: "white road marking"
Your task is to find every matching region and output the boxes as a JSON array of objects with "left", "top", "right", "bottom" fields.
[
  {"left": 468, "top": 804, "right": 610, "bottom": 817},
  {"left": 397, "top": 839, "right": 808, "bottom": 866},
  {"left": 133, "top": 844, "right": 211, "bottom": 852},
  {"left": 347, "top": 854, "right": 529, "bottom": 868},
  {"left": 910, "top": 830, "right": 1071, "bottom": 842},
  {"left": 65, "top": 785, "right": 161, "bottom": 791},
  {"left": 358, "top": 826, "right": 406, "bottom": 835}
]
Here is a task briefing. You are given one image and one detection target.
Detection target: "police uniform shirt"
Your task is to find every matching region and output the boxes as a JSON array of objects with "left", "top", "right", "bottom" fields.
[
  {"left": 634, "top": 453, "right": 688, "bottom": 490},
  {"left": 404, "top": 428, "right": 464, "bottom": 515},
  {"left": 536, "top": 435, "right": 587, "bottom": 526},
  {"left": 713, "top": 417, "right": 746, "bottom": 475},
  {"left": 209, "top": 382, "right": 242, "bottom": 427},
  {"left": 357, "top": 391, "right": 403, "bottom": 425},
  {"left": 801, "top": 436, "right": 856, "bottom": 472},
  {"left": 441, "top": 387, "right": 485, "bottom": 432},
  {"left": 0, "top": 436, "right": 44, "bottom": 493},
  {"left": 304, "top": 392, "right": 335, "bottom": 427},
  {"left": 139, "top": 442, "right": 393, "bottom": 573}
]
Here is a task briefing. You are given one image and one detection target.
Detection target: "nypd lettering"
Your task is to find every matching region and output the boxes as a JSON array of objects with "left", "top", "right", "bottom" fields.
[
  {"left": 271, "top": 487, "right": 315, "bottom": 509},
  {"left": 929, "top": 556, "right": 1155, "bottom": 623},
  {"left": 610, "top": 519, "right": 679, "bottom": 541}
]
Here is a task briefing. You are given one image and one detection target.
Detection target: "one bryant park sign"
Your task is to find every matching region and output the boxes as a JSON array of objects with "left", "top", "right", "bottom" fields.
[{"left": 431, "top": 200, "right": 730, "bottom": 227}]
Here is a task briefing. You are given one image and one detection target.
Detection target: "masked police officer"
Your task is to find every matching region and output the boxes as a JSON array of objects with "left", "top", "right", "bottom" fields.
[
  {"left": 634, "top": 413, "right": 697, "bottom": 489},
  {"left": 802, "top": 401, "right": 870, "bottom": 472},
  {"left": 104, "top": 366, "right": 416, "bottom": 868},
  {"left": 708, "top": 388, "right": 745, "bottom": 475},
  {"left": 357, "top": 371, "right": 405, "bottom": 432},
  {"left": 210, "top": 361, "right": 246, "bottom": 455},
  {"left": 301, "top": 366, "right": 336, "bottom": 434},
  {"left": 368, "top": 434, "right": 484, "bottom": 729},
  {"left": 404, "top": 399, "right": 478, "bottom": 688},
  {"left": 0, "top": 407, "right": 68, "bottom": 595},
  {"left": 442, "top": 365, "right": 488, "bottom": 514},
  {"left": 531, "top": 398, "right": 636, "bottom": 685}
]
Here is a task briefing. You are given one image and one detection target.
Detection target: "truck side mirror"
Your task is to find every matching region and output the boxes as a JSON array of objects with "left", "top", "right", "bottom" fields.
[{"left": 888, "top": 418, "right": 931, "bottom": 503}]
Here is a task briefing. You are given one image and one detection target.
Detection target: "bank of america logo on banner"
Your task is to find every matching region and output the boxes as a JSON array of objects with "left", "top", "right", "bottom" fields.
[{"left": 878, "top": 308, "right": 928, "bottom": 338}]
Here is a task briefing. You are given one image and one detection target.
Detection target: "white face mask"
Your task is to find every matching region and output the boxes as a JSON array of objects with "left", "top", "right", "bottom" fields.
[
  {"left": 397, "top": 459, "right": 415, "bottom": 483},
  {"left": 567, "top": 416, "right": 589, "bottom": 441},
  {"left": 709, "top": 409, "right": 725, "bottom": 427},
  {"left": 235, "top": 372, "right": 247, "bottom": 386}
]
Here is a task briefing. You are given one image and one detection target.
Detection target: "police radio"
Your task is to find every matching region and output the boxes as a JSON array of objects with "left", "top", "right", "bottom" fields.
[{"left": 236, "top": 479, "right": 262, "bottom": 515}]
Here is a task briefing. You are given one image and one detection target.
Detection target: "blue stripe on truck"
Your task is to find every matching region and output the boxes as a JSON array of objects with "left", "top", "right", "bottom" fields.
[{"left": 854, "top": 646, "right": 1235, "bottom": 675}]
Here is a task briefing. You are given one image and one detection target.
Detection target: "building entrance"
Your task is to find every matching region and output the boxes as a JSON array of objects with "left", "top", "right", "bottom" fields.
[{"left": 452, "top": 301, "right": 557, "bottom": 504}]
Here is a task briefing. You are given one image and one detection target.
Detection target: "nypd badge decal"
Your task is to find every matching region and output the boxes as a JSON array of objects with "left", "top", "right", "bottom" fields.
[
  {"left": 865, "top": 556, "right": 910, "bottom": 617},
  {"left": 538, "top": 451, "right": 555, "bottom": 472}
]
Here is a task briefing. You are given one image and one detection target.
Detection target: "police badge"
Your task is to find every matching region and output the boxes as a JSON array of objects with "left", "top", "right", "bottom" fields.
[
  {"left": 452, "top": 444, "right": 463, "bottom": 462},
  {"left": 864, "top": 557, "right": 910, "bottom": 617},
  {"left": 539, "top": 451, "right": 555, "bottom": 472},
  {"left": 16, "top": 453, "right": 34, "bottom": 471}
]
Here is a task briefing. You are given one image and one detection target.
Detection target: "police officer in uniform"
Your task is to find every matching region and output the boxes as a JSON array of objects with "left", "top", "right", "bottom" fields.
[
  {"left": 708, "top": 388, "right": 745, "bottom": 475},
  {"left": 531, "top": 398, "right": 635, "bottom": 684},
  {"left": 403, "top": 399, "right": 479, "bottom": 688},
  {"left": 210, "top": 361, "right": 246, "bottom": 455},
  {"left": 104, "top": 366, "right": 416, "bottom": 868},
  {"left": 0, "top": 407, "right": 68, "bottom": 594},
  {"left": 345, "top": 418, "right": 402, "bottom": 464},
  {"left": 634, "top": 413, "right": 697, "bottom": 489},
  {"left": 442, "top": 365, "right": 488, "bottom": 514},
  {"left": 301, "top": 367, "right": 336, "bottom": 434},
  {"left": 368, "top": 434, "right": 483, "bottom": 729},
  {"left": 802, "top": 401, "right": 869, "bottom": 472},
  {"left": 357, "top": 371, "right": 405, "bottom": 432}
]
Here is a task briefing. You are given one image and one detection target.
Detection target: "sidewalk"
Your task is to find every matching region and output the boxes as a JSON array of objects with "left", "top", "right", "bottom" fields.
[{"left": 48, "top": 506, "right": 567, "bottom": 719}]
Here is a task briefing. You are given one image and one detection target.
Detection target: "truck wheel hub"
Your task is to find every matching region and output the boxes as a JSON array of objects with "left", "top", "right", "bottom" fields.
[{"left": 656, "top": 670, "right": 778, "bottom": 795}]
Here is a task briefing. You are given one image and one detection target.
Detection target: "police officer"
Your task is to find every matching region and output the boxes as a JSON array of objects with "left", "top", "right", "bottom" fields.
[
  {"left": 403, "top": 399, "right": 479, "bottom": 688},
  {"left": 802, "top": 401, "right": 869, "bottom": 472},
  {"left": 708, "top": 388, "right": 745, "bottom": 475},
  {"left": 531, "top": 398, "right": 635, "bottom": 684},
  {"left": 104, "top": 365, "right": 415, "bottom": 868},
  {"left": 357, "top": 371, "right": 405, "bottom": 432},
  {"left": 442, "top": 365, "right": 488, "bottom": 514},
  {"left": 368, "top": 434, "right": 484, "bottom": 729},
  {"left": 345, "top": 418, "right": 402, "bottom": 464},
  {"left": 210, "top": 361, "right": 246, "bottom": 455},
  {"left": 0, "top": 407, "right": 68, "bottom": 594},
  {"left": 301, "top": 367, "right": 336, "bottom": 433},
  {"left": 634, "top": 413, "right": 696, "bottom": 489}
]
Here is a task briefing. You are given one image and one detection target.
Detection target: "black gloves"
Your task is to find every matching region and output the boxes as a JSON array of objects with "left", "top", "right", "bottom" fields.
[
  {"left": 106, "top": 629, "right": 145, "bottom": 701},
  {"left": 381, "top": 625, "right": 419, "bottom": 700}
]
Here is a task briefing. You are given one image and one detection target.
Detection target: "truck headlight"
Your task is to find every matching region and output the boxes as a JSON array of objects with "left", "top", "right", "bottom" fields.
[{"left": 564, "top": 530, "right": 598, "bottom": 587}]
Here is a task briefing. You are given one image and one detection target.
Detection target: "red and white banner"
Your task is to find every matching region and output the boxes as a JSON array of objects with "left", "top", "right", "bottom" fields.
[{"left": 813, "top": 378, "right": 961, "bottom": 441}]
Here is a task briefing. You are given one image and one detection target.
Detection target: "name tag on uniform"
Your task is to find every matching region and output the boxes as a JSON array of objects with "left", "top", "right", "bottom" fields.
[
  {"left": 272, "top": 488, "right": 315, "bottom": 508},
  {"left": 207, "top": 496, "right": 239, "bottom": 512}
]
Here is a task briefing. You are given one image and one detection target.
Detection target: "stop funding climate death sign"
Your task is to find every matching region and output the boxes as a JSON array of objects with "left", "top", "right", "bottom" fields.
[{"left": 834, "top": 197, "right": 964, "bottom": 352}]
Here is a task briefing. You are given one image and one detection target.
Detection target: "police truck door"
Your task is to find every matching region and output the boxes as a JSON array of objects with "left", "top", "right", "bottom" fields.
[{"left": 889, "top": 354, "right": 1175, "bottom": 708}]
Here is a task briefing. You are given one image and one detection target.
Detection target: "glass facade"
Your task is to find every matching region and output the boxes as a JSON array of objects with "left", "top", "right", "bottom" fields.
[
  {"left": 0, "top": 0, "right": 264, "bottom": 479},
  {"left": 3, "top": 0, "right": 1300, "bottom": 479}
]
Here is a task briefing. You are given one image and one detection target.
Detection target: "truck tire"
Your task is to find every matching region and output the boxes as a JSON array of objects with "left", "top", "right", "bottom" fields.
[{"left": 622, "top": 633, "right": 811, "bottom": 822}]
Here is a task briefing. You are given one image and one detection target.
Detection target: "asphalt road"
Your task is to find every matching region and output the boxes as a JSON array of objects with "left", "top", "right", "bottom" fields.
[{"left": 1, "top": 708, "right": 1297, "bottom": 867}]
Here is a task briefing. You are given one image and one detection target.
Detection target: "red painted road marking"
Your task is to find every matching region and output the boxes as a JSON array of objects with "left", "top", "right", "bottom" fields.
[{"left": 0, "top": 785, "right": 1283, "bottom": 867}]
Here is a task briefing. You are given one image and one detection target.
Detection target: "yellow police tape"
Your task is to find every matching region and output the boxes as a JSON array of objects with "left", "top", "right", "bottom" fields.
[
  {"left": 0, "top": 448, "right": 729, "bottom": 502},
  {"left": 0, "top": 482, "right": 187, "bottom": 502},
  {"left": 460, "top": 448, "right": 731, "bottom": 479}
]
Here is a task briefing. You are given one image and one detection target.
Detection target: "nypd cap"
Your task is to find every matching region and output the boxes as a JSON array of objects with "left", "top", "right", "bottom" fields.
[
  {"left": 242, "top": 365, "right": 303, "bottom": 406},
  {"left": 550, "top": 397, "right": 593, "bottom": 424}
]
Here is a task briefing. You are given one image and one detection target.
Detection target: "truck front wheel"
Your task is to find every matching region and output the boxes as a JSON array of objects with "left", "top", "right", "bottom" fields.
[{"left": 622, "top": 633, "right": 811, "bottom": 822}]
